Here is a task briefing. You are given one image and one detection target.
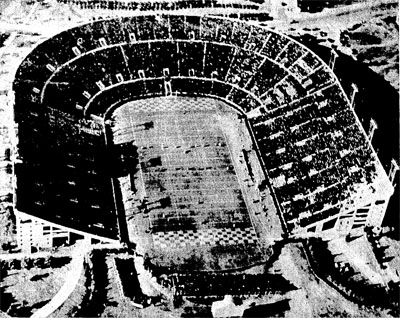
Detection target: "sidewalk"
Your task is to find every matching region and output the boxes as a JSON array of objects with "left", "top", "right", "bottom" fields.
[{"left": 31, "top": 238, "right": 91, "bottom": 318}]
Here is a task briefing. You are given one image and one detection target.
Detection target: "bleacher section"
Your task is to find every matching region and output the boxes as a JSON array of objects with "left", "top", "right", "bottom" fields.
[
  {"left": 13, "top": 15, "right": 388, "bottom": 239},
  {"left": 55, "top": 0, "right": 260, "bottom": 12},
  {"left": 158, "top": 271, "right": 295, "bottom": 297}
]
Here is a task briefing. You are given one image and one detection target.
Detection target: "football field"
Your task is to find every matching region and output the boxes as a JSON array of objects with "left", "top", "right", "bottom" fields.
[{"left": 110, "top": 96, "right": 275, "bottom": 270}]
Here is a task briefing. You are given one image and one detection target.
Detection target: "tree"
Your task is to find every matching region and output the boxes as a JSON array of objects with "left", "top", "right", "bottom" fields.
[{"left": 0, "top": 212, "right": 15, "bottom": 251}]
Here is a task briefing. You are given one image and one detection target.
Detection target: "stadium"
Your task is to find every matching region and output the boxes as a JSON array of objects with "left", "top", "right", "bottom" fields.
[{"left": 12, "top": 13, "right": 394, "bottom": 276}]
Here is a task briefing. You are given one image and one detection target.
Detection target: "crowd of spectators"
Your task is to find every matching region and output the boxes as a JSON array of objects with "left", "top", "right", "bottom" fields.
[
  {"left": 156, "top": 271, "right": 295, "bottom": 297},
  {"left": 14, "top": 16, "right": 335, "bottom": 120},
  {"left": 14, "top": 105, "right": 120, "bottom": 239},
  {"left": 248, "top": 82, "right": 378, "bottom": 231},
  {"left": 55, "top": 0, "right": 259, "bottom": 12},
  {"left": 14, "top": 15, "right": 376, "bottom": 235}
]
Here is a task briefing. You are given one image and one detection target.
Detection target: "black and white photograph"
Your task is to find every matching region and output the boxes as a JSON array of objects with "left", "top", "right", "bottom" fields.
[{"left": 0, "top": 0, "right": 399, "bottom": 317}]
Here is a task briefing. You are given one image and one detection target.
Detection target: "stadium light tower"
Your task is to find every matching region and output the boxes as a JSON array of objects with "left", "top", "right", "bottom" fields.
[
  {"left": 329, "top": 48, "right": 338, "bottom": 70},
  {"left": 350, "top": 83, "right": 358, "bottom": 108},
  {"left": 368, "top": 119, "right": 377, "bottom": 142},
  {"left": 389, "top": 159, "right": 399, "bottom": 184}
]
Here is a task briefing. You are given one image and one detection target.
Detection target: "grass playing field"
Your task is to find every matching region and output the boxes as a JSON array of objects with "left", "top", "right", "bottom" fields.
[{"left": 109, "top": 96, "right": 281, "bottom": 271}]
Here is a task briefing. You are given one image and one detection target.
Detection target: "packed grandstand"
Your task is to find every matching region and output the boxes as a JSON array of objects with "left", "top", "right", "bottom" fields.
[
  {"left": 13, "top": 15, "right": 393, "bottom": 246},
  {"left": 0, "top": 0, "right": 396, "bottom": 315}
]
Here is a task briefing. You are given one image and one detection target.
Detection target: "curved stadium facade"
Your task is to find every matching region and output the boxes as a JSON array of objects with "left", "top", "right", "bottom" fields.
[{"left": 12, "top": 15, "right": 393, "bottom": 253}]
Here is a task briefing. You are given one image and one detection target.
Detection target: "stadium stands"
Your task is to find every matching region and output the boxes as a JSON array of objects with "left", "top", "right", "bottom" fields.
[
  {"left": 55, "top": 0, "right": 260, "bottom": 12},
  {"left": 13, "top": 14, "right": 391, "bottom": 241},
  {"left": 158, "top": 271, "right": 295, "bottom": 297}
]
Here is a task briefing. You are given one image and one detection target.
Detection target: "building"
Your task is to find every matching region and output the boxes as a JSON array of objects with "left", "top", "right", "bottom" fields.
[{"left": 11, "top": 14, "right": 396, "bottom": 253}]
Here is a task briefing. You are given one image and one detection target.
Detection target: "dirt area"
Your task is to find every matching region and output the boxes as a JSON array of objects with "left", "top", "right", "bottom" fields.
[
  {"left": 55, "top": 241, "right": 397, "bottom": 318},
  {"left": 270, "top": 2, "right": 399, "bottom": 90},
  {"left": 329, "top": 235, "right": 392, "bottom": 285},
  {"left": 385, "top": 237, "right": 400, "bottom": 277},
  {"left": 94, "top": 251, "right": 182, "bottom": 318},
  {"left": 270, "top": 243, "right": 393, "bottom": 317},
  {"left": 97, "top": 253, "right": 145, "bottom": 318}
]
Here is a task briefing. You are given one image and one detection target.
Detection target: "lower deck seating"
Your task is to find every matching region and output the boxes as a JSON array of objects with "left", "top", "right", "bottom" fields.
[{"left": 161, "top": 271, "right": 294, "bottom": 297}]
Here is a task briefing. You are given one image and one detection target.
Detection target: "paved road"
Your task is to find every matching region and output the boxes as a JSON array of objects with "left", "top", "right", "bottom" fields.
[
  {"left": 0, "top": 251, "right": 52, "bottom": 261},
  {"left": 31, "top": 238, "right": 91, "bottom": 318}
]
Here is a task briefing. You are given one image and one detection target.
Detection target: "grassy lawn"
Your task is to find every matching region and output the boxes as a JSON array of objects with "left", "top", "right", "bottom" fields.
[{"left": 1, "top": 258, "right": 71, "bottom": 317}]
